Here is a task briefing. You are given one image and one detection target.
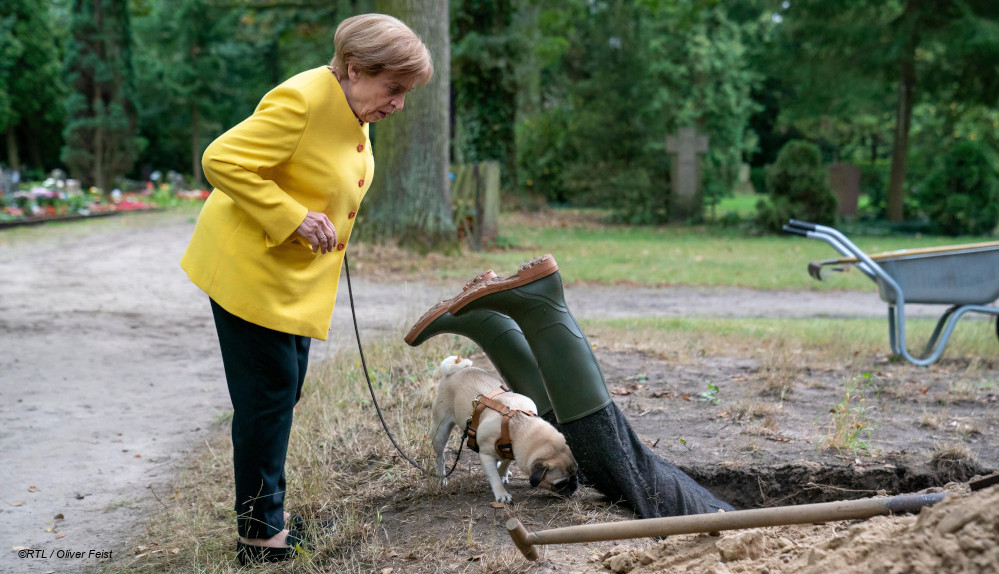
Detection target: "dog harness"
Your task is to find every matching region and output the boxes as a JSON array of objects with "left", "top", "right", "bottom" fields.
[{"left": 464, "top": 385, "right": 536, "bottom": 460}]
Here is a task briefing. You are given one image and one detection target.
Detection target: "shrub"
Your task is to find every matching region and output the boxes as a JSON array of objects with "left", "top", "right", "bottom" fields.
[
  {"left": 916, "top": 140, "right": 999, "bottom": 236},
  {"left": 749, "top": 165, "right": 768, "bottom": 194},
  {"left": 755, "top": 140, "right": 838, "bottom": 233},
  {"left": 857, "top": 160, "right": 890, "bottom": 219},
  {"left": 515, "top": 109, "right": 572, "bottom": 204}
]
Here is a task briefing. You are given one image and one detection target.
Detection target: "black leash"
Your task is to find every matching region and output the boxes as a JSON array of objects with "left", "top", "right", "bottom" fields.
[{"left": 343, "top": 253, "right": 465, "bottom": 477}]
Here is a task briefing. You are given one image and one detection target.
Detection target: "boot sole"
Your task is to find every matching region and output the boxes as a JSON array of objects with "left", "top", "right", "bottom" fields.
[
  {"left": 448, "top": 254, "right": 559, "bottom": 315},
  {"left": 404, "top": 270, "right": 498, "bottom": 345}
]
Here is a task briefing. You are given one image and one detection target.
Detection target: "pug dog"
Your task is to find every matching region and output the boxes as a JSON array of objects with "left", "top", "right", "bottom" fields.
[{"left": 431, "top": 355, "right": 578, "bottom": 503}]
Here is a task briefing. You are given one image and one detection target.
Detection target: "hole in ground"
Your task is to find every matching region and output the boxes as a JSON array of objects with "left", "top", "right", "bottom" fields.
[{"left": 685, "top": 456, "right": 993, "bottom": 510}]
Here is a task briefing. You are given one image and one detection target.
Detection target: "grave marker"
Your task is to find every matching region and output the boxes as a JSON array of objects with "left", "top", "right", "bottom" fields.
[
  {"left": 666, "top": 127, "right": 709, "bottom": 221},
  {"left": 829, "top": 162, "right": 860, "bottom": 217}
]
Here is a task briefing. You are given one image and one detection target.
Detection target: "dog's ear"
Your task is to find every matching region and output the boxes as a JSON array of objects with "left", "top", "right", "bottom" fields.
[{"left": 529, "top": 462, "right": 548, "bottom": 487}]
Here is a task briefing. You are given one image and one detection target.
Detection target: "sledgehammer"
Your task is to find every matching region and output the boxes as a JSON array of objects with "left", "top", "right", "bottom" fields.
[{"left": 506, "top": 492, "right": 947, "bottom": 560}]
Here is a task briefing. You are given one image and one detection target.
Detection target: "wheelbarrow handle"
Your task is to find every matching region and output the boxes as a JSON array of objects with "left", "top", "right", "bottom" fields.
[
  {"left": 782, "top": 225, "right": 810, "bottom": 237},
  {"left": 787, "top": 219, "right": 818, "bottom": 231}
]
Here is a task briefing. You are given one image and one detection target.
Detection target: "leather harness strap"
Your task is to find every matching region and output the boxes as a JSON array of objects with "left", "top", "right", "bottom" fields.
[{"left": 464, "top": 385, "right": 536, "bottom": 460}]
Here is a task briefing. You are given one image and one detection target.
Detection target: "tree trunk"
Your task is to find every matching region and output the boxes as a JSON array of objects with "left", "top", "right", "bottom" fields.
[
  {"left": 6, "top": 126, "right": 20, "bottom": 174},
  {"left": 365, "top": 0, "right": 454, "bottom": 251},
  {"left": 886, "top": 3, "right": 919, "bottom": 223},
  {"left": 94, "top": 85, "right": 106, "bottom": 192},
  {"left": 190, "top": 33, "right": 204, "bottom": 186},
  {"left": 191, "top": 101, "right": 202, "bottom": 185},
  {"left": 886, "top": 58, "right": 915, "bottom": 222},
  {"left": 25, "top": 118, "right": 43, "bottom": 172}
]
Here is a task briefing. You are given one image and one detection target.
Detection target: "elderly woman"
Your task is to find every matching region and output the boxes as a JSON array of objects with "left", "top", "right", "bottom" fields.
[{"left": 180, "top": 14, "right": 433, "bottom": 565}]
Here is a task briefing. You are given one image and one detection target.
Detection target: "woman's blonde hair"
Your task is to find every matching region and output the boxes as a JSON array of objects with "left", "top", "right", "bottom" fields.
[{"left": 330, "top": 14, "right": 434, "bottom": 88}]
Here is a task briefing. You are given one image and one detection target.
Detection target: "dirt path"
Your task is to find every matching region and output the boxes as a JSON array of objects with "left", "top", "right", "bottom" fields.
[{"left": 0, "top": 211, "right": 976, "bottom": 573}]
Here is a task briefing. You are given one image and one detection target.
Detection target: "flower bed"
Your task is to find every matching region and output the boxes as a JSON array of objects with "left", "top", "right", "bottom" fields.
[{"left": 0, "top": 181, "right": 208, "bottom": 229}]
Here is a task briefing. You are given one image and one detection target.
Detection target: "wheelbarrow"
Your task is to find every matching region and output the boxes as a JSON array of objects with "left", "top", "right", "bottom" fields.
[{"left": 782, "top": 219, "right": 999, "bottom": 366}]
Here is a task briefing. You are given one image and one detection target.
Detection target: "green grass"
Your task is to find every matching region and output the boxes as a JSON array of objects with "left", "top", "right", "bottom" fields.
[
  {"left": 714, "top": 191, "right": 761, "bottom": 217},
  {"left": 712, "top": 190, "right": 876, "bottom": 219},
  {"left": 579, "top": 315, "right": 999, "bottom": 368},
  {"left": 411, "top": 208, "right": 998, "bottom": 292}
]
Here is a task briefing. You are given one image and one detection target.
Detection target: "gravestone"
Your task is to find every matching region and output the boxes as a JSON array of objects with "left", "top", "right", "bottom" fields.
[
  {"left": 735, "top": 163, "right": 754, "bottom": 194},
  {"left": 829, "top": 162, "right": 860, "bottom": 217},
  {"left": 0, "top": 168, "right": 14, "bottom": 197},
  {"left": 666, "top": 127, "right": 709, "bottom": 222}
]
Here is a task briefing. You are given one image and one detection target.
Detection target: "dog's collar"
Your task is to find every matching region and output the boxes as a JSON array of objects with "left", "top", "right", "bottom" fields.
[{"left": 464, "top": 385, "right": 536, "bottom": 460}]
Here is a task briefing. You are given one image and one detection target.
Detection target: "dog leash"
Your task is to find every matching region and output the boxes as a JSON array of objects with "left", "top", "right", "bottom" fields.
[{"left": 343, "top": 253, "right": 466, "bottom": 477}]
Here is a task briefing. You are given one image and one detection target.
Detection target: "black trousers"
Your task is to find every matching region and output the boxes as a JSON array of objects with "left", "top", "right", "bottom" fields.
[{"left": 210, "top": 299, "right": 311, "bottom": 539}]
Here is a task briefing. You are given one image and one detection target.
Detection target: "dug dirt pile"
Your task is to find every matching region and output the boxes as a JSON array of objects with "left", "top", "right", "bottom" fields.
[{"left": 598, "top": 482, "right": 999, "bottom": 573}]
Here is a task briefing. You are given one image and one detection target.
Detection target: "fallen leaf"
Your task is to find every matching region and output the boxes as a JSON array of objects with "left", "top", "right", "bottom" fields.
[
  {"left": 54, "top": 514, "right": 64, "bottom": 521},
  {"left": 28, "top": 486, "right": 38, "bottom": 493},
  {"left": 489, "top": 502, "right": 505, "bottom": 509},
  {"left": 11, "top": 501, "right": 25, "bottom": 507},
  {"left": 55, "top": 533, "right": 66, "bottom": 540}
]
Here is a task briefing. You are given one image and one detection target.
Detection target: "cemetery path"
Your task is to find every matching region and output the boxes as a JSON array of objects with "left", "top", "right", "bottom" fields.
[{"left": 0, "top": 210, "right": 969, "bottom": 573}]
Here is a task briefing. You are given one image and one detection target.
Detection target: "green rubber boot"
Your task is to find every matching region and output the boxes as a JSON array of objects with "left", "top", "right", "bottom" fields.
[
  {"left": 447, "top": 255, "right": 734, "bottom": 518},
  {"left": 449, "top": 255, "right": 611, "bottom": 424},
  {"left": 405, "top": 302, "right": 553, "bottom": 417},
  {"left": 405, "top": 271, "right": 553, "bottom": 416}
]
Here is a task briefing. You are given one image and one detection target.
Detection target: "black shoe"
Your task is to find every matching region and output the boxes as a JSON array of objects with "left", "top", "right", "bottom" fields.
[{"left": 235, "top": 530, "right": 304, "bottom": 566}]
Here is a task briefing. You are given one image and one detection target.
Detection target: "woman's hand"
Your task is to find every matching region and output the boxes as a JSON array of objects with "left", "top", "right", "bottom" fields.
[{"left": 294, "top": 211, "right": 337, "bottom": 253}]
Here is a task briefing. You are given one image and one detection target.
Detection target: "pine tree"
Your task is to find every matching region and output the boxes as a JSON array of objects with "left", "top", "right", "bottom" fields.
[
  {"left": 61, "top": 0, "right": 140, "bottom": 192},
  {"left": 0, "top": 0, "right": 65, "bottom": 175},
  {"left": 452, "top": 0, "right": 519, "bottom": 184}
]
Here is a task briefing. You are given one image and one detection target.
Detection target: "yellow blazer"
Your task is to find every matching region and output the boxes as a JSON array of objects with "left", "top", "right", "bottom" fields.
[{"left": 181, "top": 66, "right": 373, "bottom": 339}]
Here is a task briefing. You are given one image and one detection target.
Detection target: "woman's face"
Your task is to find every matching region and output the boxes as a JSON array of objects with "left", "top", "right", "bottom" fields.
[{"left": 345, "top": 64, "right": 415, "bottom": 124}]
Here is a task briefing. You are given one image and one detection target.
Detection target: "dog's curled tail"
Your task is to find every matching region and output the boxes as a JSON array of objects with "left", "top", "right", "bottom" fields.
[{"left": 440, "top": 355, "right": 473, "bottom": 377}]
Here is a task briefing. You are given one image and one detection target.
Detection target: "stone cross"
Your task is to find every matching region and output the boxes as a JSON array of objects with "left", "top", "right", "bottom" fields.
[
  {"left": 829, "top": 162, "right": 861, "bottom": 217},
  {"left": 666, "top": 127, "right": 709, "bottom": 221}
]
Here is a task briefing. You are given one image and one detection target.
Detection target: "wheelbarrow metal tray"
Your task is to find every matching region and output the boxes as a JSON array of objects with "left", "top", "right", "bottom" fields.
[
  {"left": 784, "top": 219, "right": 999, "bottom": 366},
  {"left": 870, "top": 243, "right": 999, "bottom": 305}
]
